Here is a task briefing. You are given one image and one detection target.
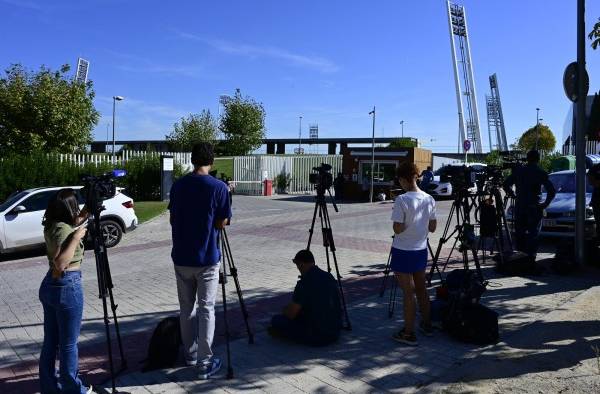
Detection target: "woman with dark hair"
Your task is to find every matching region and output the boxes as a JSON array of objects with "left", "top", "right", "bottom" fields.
[
  {"left": 39, "top": 188, "right": 92, "bottom": 393},
  {"left": 390, "top": 162, "right": 437, "bottom": 346}
]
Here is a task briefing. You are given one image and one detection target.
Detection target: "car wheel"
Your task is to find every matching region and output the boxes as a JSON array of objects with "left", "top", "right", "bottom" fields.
[{"left": 101, "top": 220, "right": 123, "bottom": 248}]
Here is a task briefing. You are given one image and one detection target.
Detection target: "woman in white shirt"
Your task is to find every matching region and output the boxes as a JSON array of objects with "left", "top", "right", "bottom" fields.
[{"left": 390, "top": 162, "right": 437, "bottom": 346}]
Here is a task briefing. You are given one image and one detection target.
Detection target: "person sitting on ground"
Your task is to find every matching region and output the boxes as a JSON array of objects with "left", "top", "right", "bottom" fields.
[{"left": 269, "top": 250, "right": 342, "bottom": 346}]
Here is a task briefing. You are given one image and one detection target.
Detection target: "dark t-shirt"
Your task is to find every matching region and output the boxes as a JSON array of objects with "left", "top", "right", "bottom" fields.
[
  {"left": 292, "top": 265, "right": 342, "bottom": 340},
  {"left": 169, "top": 174, "right": 232, "bottom": 267},
  {"left": 503, "top": 164, "right": 556, "bottom": 211}
]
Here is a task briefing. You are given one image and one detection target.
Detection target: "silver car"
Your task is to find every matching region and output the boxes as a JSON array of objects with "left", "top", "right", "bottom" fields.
[{"left": 506, "top": 170, "right": 596, "bottom": 239}]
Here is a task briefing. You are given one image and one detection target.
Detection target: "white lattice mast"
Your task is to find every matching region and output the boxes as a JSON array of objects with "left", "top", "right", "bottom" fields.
[
  {"left": 486, "top": 74, "right": 508, "bottom": 151},
  {"left": 447, "top": 1, "right": 483, "bottom": 154}
]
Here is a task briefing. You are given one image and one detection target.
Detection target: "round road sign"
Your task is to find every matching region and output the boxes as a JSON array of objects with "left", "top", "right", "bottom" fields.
[
  {"left": 463, "top": 139, "right": 471, "bottom": 152},
  {"left": 563, "top": 61, "right": 589, "bottom": 103}
]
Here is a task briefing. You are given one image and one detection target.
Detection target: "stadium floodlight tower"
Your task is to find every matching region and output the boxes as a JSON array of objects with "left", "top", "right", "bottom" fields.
[
  {"left": 447, "top": 1, "right": 483, "bottom": 154},
  {"left": 486, "top": 74, "right": 509, "bottom": 151}
]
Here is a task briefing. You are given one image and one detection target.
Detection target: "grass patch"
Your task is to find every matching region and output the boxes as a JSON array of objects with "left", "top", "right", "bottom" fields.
[
  {"left": 212, "top": 157, "right": 234, "bottom": 179},
  {"left": 135, "top": 201, "right": 168, "bottom": 224}
]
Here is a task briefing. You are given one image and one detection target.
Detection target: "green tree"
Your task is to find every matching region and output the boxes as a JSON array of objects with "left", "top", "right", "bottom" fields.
[
  {"left": 219, "top": 89, "right": 266, "bottom": 156},
  {"left": 517, "top": 124, "right": 556, "bottom": 153},
  {"left": 484, "top": 150, "right": 503, "bottom": 166},
  {"left": 590, "top": 18, "right": 600, "bottom": 50},
  {"left": 388, "top": 138, "right": 417, "bottom": 148},
  {"left": 0, "top": 63, "right": 99, "bottom": 155},
  {"left": 167, "top": 110, "right": 218, "bottom": 151}
]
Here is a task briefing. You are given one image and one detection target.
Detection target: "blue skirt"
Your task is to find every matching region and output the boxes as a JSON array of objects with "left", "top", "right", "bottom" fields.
[{"left": 390, "top": 247, "right": 428, "bottom": 274}]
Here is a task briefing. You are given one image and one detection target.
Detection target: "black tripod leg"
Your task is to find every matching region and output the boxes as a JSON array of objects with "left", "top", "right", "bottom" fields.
[
  {"left": 306, "top": 199, "right": 320, "bottom": 250},
  {"left": 219, "top": 270, "right": 234, "bottom": 379},
  {"left": 222, "top": 230, "right": 254, "bottom": 344},
  {"left": 320, "top": 204, "right": 352, "bottom": 331},
  {"left": 101, "top": 295, "right": 117, "bottom": 392},
  {"left": 388, "top": 275, "right": 397, "bottom": 318},
  {"left": 379, "top": 249, "right": 393, "bottom": 298},
  {"left": 102, "top": 253, "right": 127, "bottom": 371}
]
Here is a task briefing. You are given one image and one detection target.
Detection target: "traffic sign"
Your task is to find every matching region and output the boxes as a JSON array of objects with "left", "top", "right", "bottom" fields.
[
  {"left": 463, "top": 139, "right": 471, "bottom": 152},
  {"left": 563, "top": 61, "right": 589, "bottom": 103}
]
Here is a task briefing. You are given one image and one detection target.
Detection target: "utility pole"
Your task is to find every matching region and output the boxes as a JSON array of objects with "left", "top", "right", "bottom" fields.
[
  {"left": 400, "top": 120, "right": 404, "bottom": 138},
  {"left": 369, "top": 107, "right": 376, "bottom": 203},
  {"left": 298, "top": 116, "right": 303, "bottom": 154},
  {"left": 112, "top": 96, "right": 124, "bottom": 164},
  {"left": 575, "top": 0, "right": 587, "bottom": 265},
  {"left": 535, "top": 108, "right": 541, "bottom": 150}
]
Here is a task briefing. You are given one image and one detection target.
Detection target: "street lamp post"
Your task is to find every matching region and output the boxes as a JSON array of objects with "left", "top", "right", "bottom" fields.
[
  {"left": 369, "top": 107, "right": 376, "bottom": 203},
  {"left": 112, "top": 96, "right": 124, "bottom": 164},
  {"left": 298, "top": 116, "right": 303, "bottom": 154},
  {"left": 400, "top": 120, "right": 404, "bottom": 139},
  {"left": 535, "top": 108, "right": 540, "bottom": 150}
]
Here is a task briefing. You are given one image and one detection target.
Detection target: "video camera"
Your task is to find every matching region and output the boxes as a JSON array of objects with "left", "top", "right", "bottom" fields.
[
  {"left": 309, "top": 163, "right": 334, "bottom": 190},
  {"left": 440, "top": 165, "right": 476, "bottom": 193},
  {"left": 474, "top": 165, "right": 505, "bottom": 191},
  {"left": 81, "top": 170, "right": 127, "bottom": 210}
]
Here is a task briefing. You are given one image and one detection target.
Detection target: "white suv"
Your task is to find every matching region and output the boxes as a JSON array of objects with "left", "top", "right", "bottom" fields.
[{"left": 0, "top": 186, "right": 138, "bottom": 254}]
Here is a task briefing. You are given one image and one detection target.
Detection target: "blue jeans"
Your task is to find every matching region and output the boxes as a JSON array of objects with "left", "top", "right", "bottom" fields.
[{"left": 39, "top": 270, "right": 87, "bottom": 394}]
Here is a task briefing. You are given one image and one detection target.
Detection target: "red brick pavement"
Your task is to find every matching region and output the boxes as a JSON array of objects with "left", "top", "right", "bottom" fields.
[{"left": 0, "top": 246, "right": 462, "bottom": 394}]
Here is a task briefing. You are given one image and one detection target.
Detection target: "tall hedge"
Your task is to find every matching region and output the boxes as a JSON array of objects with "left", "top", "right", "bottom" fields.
[{"left": 0, "top": 153, "right": 182, "bottom": 202}]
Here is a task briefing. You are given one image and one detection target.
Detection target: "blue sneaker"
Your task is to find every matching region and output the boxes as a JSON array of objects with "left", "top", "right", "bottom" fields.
[{"left": 199, "top": 357, "right": 222, "bottom": 380}]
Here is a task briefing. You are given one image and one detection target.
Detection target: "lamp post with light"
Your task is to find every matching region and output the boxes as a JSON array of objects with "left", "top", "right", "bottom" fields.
[{"left": 112, "top": 96, "right": 124, "bottom": 164}]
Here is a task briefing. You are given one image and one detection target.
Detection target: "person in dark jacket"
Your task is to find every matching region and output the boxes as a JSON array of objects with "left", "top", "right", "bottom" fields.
[
  {"left": 269, "top": 250, "right": 342, "bottom": 346},
  {"left": 588, "top": 163, "right": 600, "bottom": 244},
  {"left": 334, "top": 173, "right": 345, "bottom": 202},
  {"left": 503, "top": 150, "right": 556, "bottom": 263}
]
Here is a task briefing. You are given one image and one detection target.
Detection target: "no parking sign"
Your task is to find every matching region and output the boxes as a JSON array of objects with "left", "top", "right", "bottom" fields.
[{"left": 463, "top": 139, "right": 471, "bottom": 152}]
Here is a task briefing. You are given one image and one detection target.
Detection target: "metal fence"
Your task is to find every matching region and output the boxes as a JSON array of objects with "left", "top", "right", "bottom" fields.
[
  {"left": 57, "top": 151, "right": 195, "bottom": 169},
  {"left": 562, "top": 141, "right": 600, "bottom": 155},
  {"left": 233, "top": 155, "right": 342, "bottom": 194}
]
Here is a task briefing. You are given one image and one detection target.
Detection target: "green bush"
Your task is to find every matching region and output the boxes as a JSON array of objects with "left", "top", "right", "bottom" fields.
[{"left": 0, "top": 153, "right": 182, "bottom": 202}]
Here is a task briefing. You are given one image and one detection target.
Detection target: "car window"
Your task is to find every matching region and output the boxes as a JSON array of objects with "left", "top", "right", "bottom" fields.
[
  {"left": 548, "top": 173, "right": 593, "bottom": 193},
  {"left": 0, "top": 191, "right": 29, "bottom": 212},
  {"left": 21, "top": 191, "right": 57, "bottom": 212}
]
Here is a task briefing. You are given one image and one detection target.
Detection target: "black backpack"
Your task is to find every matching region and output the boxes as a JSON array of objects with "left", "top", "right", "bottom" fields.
[
  {"left": 142, "top": 316, "right": 182, "bottom": 372},
  {"left": 443, "top": 302, "right": 499, "bottom": 345}
]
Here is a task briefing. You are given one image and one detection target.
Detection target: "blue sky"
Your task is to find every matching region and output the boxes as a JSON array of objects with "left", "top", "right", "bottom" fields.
[{"left": 1, "top": 0, "right": 599, "bottom": 153}]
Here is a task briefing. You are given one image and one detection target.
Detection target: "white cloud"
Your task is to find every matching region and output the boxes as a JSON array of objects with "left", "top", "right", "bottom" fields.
[
  {"left": 177, "top": 32, "right": 339, "bottom": 73},
  {"left": 106, "top": 50, "right": 205, "bottom": 78}
]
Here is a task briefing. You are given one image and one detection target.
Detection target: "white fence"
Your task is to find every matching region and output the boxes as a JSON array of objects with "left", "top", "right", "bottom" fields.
[
  {"left": 562, "top": 141, "right": 600, "bottom": 155},
  {"left": 57, "top": 151, "right": 194, "bottom": 169},
  {"left": 57, "top": 151, "right": 343, "bottom": 196},
  {"left": 233, "top": 155, "right": 342, "bottom": 194}
]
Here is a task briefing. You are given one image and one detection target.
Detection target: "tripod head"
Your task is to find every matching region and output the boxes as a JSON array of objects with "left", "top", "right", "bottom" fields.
[
  {"left": 310, "top": 163, "right": 338, "bottom": 212},
  {"left": 81, "top": 170, "right": 127, "bottom": 219}
]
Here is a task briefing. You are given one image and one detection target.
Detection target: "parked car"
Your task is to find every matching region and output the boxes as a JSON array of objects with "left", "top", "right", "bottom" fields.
[
  {"left": 425, "top": 163, "right": 487, "bottom": 198},
  {"left": 505, "top": 170, "right": 596, "bottom": 239},
  {"left": 0, "top": 186, "right": 138, "bottom": 255}
]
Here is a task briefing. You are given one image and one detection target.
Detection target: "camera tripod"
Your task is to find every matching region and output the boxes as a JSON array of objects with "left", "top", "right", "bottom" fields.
[
  {"left": 427, "top": 189, "right": 484, "bottom": 286},
  {"left": 87, "top": 196, "right": 127, "bottom": 393},
  {"left": 378, "top": 240, "right": 435, "bottom": 318},
  {"left": 307, "top": 186, "right": 352, "bottom": 330},
  {"left": 218, "top": 227, "right": 254, "bottom": 380},
  {"left": 475, "top": 185, "right": 514, "bottom": 265}
]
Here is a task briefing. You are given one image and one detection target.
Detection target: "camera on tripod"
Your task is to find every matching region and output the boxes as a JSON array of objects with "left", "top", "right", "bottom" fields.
[
  {"left": 309, "top": 163, "right": 334, "bottom": 190},
  {"left": 81, "top": 170, "right": 126, "bottom": 209}
]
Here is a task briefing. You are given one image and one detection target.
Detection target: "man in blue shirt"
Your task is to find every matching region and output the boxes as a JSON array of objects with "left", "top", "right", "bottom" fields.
[
  {"left": 419, "top": 166, "right": 434, "bottom": 192},
  {"left": 269, "top": 250, "right": 342, "bottom": 346},
  {"left": 169, "top": 142, "right": 231, "bottom": 379}
]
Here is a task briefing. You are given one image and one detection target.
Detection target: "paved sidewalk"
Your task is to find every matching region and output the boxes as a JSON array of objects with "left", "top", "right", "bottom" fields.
[
  {"left": 1, "top": 195, "right": 599, "bottom": 393},
  {"left": 99, "top": 262, "right": 600, "bottom": 393}
]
